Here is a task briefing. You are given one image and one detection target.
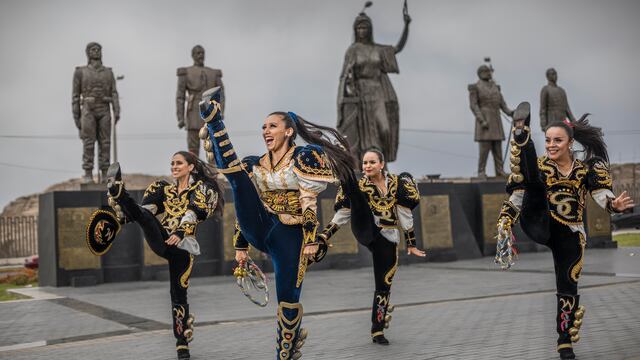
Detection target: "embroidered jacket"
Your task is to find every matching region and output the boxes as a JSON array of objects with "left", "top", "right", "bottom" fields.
[
  {"left": 141, "top": 178, "right": 218, "bottom": 255},
  {"left": 500, "top": 155, "right": 615, "bottom": 230},
  {"left": 233, "top": 144, "right": 336, "bottom": 250},
  {"left": 323, "top": 172, "right": 420, "bottom": 248}
]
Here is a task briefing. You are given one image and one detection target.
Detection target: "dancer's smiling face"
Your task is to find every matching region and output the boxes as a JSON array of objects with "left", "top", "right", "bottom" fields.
[
  {"left": 545, "top": 126, "right": 573, "bottom": 162},
  {"left": 171, "top": 153, "right": 194, "bottom": 180},
  {"left": 362, "top": 151, "right": 384, "bottom": 178},
  {"left": 262, "top": 114, "right": 293, "bottom": 153}
]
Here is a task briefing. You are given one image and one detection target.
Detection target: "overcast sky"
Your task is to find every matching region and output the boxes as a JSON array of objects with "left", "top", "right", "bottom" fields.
[{"left": 1, "top": 0, "right": 640, "bottom": 210}]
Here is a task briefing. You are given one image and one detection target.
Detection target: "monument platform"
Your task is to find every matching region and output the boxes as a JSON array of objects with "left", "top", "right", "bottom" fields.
[{"left": 37, "top": 178, "right": 615, "bottom": 287}]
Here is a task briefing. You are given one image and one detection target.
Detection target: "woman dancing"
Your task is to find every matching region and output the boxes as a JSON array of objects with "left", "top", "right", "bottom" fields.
[
  {"left": 199, "top": 87, "right": 357, "bottom": 359},
  {"left": 495, "top": 102, "right": 634, "bottom": 359},
  {"left": 318, "top": 148, "right": 426, "bottom": 345},
  {"left": 87, "top": 152, "right": 222, "bottom": 360}
]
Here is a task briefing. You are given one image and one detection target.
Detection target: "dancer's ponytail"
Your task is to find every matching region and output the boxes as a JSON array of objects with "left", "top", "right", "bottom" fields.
[
  {"left": 545, "top": 114, "right": 609, "bottom": 162},
  {"left": 175, "top": 151, "right": 225, "bottom": 214},
  {"left": 270, "top": 111, "right": 356, "bottom": 185}
]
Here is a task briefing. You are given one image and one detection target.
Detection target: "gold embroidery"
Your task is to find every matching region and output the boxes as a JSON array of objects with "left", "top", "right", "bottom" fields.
[
  {"left": 570, "top": 233, "right": 585, "bottom": 282},
  {"left": 293, "top": 150, "right": 334, "bottom": 180},
  {"left": 384, "top": 252, "right": 398, "bottom": 286},
  {"left": 359, "top": 175, "right": 399, "bottom": 227},
  {"left": 222, "top": 149, "right": 235, "bottom": 157},
  {"left": 219, "top": 139, "right": 231, "bottom": 147},
  {"left": 213, "top": 128, "right": 227, "bottom": 137},
  {"left": 260, "top": 190, "right": 302, "bottom": 215},
  {"left": 403, "top": 181, "right": 419, "bottom": 201},
  {"left": 180, "top": 255, "right": 194, "bottom": 288}
]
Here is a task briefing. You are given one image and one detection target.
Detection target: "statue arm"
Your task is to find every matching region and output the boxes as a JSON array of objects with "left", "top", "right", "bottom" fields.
[
  {"left": 539, "top": 87, "right": 548, "bottom": 128},
  {"left": 565, "top": 95, "right": 576, "bottom": 122},
  {"left": 176, "top": 69, "right": 187, "bottom": 125},
  {"left": 110, "top": 71, "right": 120, "bottom": 120},
  {"left": 500, "top": 93, "right": 514, "bottom": 117},
  {"left": 394, "top": 15, "right": 411, "bottom": 54},
  {"left": 72, "top": 68, "right": 82, "bottom": 127},
  {"left": 468, "top": 85, "right": 485, "bottom": 125}
]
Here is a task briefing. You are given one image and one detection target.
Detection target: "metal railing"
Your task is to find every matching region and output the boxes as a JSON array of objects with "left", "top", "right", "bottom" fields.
[{"left": 0, "top": 216, "right": 38, "bottom": 258}]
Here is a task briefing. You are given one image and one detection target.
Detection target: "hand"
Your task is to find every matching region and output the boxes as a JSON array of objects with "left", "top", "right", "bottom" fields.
[
  {"left": 177, "top": 120, "right": 185, "bottom": 129},
  {"left": 404, "top": 13, "right": 412, "bottom": 24},
  {"left": 165, "top": 234, "right": 181, "bottom": 246},
  {"left": 74, "top": 118, "right": 81, "bottom": 130},
  {"left": 114, "top": 113, "right": 120, "bottom": 123},
  {"left": 407, "top": 246, "right": 426, "bottom": 257},
  {"left": 303, "top": 244, "right": 319, "bottom": 258},
  {"left": 611, "top": 191, "right": 635, "bottom": 212},
  {"left": 480, "top": 120, "right": 489, "bottom": 129},
  {"left": 235, "top": 250, "right": 249, "bottom": 264}
]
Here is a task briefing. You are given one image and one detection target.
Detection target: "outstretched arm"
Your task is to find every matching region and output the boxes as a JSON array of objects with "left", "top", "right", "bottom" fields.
[{"left": 394, "top": 13, "right": 411, "bottom": 54}]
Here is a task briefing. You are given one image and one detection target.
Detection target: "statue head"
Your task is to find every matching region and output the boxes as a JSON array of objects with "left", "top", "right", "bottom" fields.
[
  {"left": 85, "top": 42, "right": 102, "bottom": 62},
  {"left": 353, "top": 13, "right": 373, "bottom": 43},
  {"left": 546, "top": 68, "right": 557, "bottom": 83},
  {"left": 191, "top": 45, "right": 205, "bottom": 66},
  {"left": 477, "top": 65, "right": 492, "bottom": 81}
]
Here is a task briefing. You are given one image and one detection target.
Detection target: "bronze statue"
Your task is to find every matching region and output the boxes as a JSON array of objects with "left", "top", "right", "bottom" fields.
[
  {"left": 176, "top": 45, "right": 224, "bottom": 159},
  {"left": 540, "top": 68, "right": 575, "bottom": 130},
  {"left": 72, "top": 42, "right": 120, "bottom": 184},
  {"left": 468, "top": 64, "right": 513, "bottom": 178},
  {"left": 337, "top": 2, "right": 410, "bottom": 163}
]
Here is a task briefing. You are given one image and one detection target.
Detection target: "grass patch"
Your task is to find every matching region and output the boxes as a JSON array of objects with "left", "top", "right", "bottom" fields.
[
  {"left": 0, "top": 268, "right": 37, "bottom": 301},
  {"left": 613, "top": 233, "right": 640, "bottom": 247},
  {"left": 0, "top": 283, "right": 32, "bottom": 301}
]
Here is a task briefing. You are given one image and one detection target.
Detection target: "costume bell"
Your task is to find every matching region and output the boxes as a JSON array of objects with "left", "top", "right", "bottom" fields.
[
  {"left": 199, "top": 87, "right": 340, "bottom": 360},
  {"left": 496, "top": 102, "right": 631, "bottom": 360},
  {"left": 320, "top": 168, "right": 423, "bottom": 345},
  {"left": 86, "top": 157, "right": 220, "bottom": 360}
]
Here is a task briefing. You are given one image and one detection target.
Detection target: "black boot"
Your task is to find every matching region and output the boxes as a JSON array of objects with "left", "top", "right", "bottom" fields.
[
  {"left": 172, "top": 303, "right": 195, "bottom": 360},
  {"left": 556, "top": 294, "right": 585, "bottom": 359},
  {"left": 371, "top": 291, "right": 393, "bottom": 345},
  {"left": 106, "top": 162, "right": 143, "bottom": 223},
  {"left": 276, "top": 302, "right": 305, "bottom": 360}
]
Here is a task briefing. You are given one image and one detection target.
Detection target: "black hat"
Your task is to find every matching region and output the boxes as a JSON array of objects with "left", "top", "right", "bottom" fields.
[{"left": 86, "top": 210, "right": 121, "bottom": 256}]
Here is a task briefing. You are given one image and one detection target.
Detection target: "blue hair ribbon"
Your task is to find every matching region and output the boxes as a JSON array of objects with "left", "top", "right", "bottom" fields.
[{"left": 287, "top": 111, "right": 300, "bottom": 127}]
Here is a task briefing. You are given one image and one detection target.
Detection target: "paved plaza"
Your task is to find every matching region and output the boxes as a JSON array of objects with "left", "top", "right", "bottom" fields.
[{"left": 1, "top": 247, "right": 639, "bottom": 360}]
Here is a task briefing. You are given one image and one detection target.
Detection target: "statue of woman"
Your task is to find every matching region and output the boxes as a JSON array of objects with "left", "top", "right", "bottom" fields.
[{"left": 337, "top": 2, "right": 411, "bottom": 163}]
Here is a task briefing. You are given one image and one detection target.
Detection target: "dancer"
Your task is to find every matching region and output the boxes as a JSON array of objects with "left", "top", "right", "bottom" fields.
[
  {"left": 199, "top": 87, "right": 357, "bottom": 359},
  {"left": 319, "top": 148, "right": 426, "bottom": 345},
  {"left": 86, "top": 152, "right": 223, "bottom": 360},
  {"left": 495, "top": 102, "right": 633, "bottom": 359}
]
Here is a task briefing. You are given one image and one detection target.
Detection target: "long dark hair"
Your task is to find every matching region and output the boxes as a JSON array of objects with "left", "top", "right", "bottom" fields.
[
  {"left": 545, "top": 114, "right": 609, "bottom": 162},
  {"left": 269, "top": 112, "right": 356, "bottom": 185},
  {"left": 174, "top": 151, "right": 224, "bottom": 214}
]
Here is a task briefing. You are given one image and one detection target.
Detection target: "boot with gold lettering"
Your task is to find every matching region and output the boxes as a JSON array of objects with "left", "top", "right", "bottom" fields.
[
  {"left": 172, "top": 303, "right": 195, "bottom": 360},
  {"left": 371, "top": 290, "right": 393, "bottom": 345},
  {"left": 556, "top": 294, "right": 584, "bottom": 359}
]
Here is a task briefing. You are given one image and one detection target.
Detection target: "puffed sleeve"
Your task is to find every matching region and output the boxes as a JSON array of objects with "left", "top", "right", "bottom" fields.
[
  {"left": 173, "top": 181, "right": 219, "bottom": 241},
  {"left": 141, "top": 180, "right": 168, "bottom": 215},
  {"left": 319, "top": 185, "right": 351, "bottom": 243},
  {"left": 586, "top": 157, "right": 616, "bottom": 212},
  {"left": 293, "top": 145, "right": 336, "bottom": 246}
]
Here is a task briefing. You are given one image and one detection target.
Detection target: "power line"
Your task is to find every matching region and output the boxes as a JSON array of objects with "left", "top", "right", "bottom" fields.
[
  {"left": 0, "top": 162, "right": 77, "bottom": 174},
  {"left": 3, "top": 128, "right": 638, "bottom": 140},
  {"left": 401, "top": 142, "right": 476, "bottom": 159}
]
